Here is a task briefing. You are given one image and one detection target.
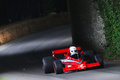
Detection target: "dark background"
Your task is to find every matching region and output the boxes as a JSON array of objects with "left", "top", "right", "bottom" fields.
[{"left": 0, "top": 0, "right": 68, "bottom": 26}]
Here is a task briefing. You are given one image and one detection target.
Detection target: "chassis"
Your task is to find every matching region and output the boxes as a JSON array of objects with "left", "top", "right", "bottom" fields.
[{"left": 42, "top": 46, "right": 104, "bottom": 74}]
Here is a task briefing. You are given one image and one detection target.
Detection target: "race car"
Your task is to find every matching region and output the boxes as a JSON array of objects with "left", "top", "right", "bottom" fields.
[{"left": 42, "top": 46, "right": 104, "bottom": 74}]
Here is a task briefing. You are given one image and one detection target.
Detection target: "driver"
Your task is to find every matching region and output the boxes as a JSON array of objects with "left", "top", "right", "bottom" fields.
[{"left": 69, "top": 46, "right": 79, "bottom": 59}]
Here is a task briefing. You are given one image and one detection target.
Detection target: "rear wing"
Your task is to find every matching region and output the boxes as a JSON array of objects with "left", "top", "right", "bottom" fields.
[{"left": 52, "top": 47, "right": 81, "bottom": 57}]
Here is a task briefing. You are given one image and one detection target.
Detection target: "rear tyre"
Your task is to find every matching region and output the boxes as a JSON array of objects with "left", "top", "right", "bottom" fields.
[
  {"left": 42, "top": 56, "right": 54, "bottom": 73},
  {"left": 81, "top": 50, "right": 94, "bottom": 61},
  {"left": 54, "top": 61, "right": 63, "bottom": 74},
  {"left": 94, "top": 54, "right": 104, "bottom": 68}
]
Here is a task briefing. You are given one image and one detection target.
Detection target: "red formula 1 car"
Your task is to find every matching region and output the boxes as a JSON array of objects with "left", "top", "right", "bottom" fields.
[{"left": 42, "top": 46, "right": 104, "bottom": 74}]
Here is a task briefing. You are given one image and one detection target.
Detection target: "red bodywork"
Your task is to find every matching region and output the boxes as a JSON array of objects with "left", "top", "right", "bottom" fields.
[{"left": 52, "top": 47, "right": 100, "bottom": 72}]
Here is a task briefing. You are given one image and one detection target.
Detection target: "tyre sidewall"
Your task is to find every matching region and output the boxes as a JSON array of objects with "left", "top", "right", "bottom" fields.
[{"left": 42, "top": 56, "right": 54, "bottom": 73}]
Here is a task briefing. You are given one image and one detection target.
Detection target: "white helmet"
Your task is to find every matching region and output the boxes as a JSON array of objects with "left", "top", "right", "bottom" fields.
[{"left": 69, "top": 46, "right": 78, "bottom": 56}]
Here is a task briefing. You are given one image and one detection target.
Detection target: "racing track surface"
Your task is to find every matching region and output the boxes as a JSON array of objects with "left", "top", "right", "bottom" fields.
[{"left": 0, "top": 25, "right": 120, "bottom": 80}]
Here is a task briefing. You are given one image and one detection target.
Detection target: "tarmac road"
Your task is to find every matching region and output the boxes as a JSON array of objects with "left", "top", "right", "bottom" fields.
[{"left": 0, "top": 25, "right": 120, "bottom": 80}]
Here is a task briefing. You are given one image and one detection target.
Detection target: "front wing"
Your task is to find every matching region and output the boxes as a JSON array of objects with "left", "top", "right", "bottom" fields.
[{"left": 62, "top": 62, "right": 100, "bottom": 72}]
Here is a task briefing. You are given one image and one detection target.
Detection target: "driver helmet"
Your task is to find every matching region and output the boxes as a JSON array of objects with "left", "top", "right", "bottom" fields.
[{"left": 69, "top": 46, "right": 78, "bottom": 56}]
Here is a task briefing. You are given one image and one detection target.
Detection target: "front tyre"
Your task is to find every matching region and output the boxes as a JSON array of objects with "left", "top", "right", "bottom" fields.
[
  {"left": 94, "top": 54, "right": 104, "bottom": 68},
  {"left": 42, "top": 56, "right": 54, "bottom": 73},
  {"left": 54, "top": 61, "right": 63, "bottom": 74}
]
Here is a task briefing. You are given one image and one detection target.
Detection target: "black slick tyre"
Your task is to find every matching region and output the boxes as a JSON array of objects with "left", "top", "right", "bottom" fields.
[
  {"left": 94, "top": 54, "right": 104, "bottom": 68},
  {"left": 54, "top": 61, "right": 63, "bottom": 74},
  {"left": 42, "top": 56, "right": 54, "bottom": 73},
  {"left": 81, "top": 50, "right": 94, "bottom": 61}
]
